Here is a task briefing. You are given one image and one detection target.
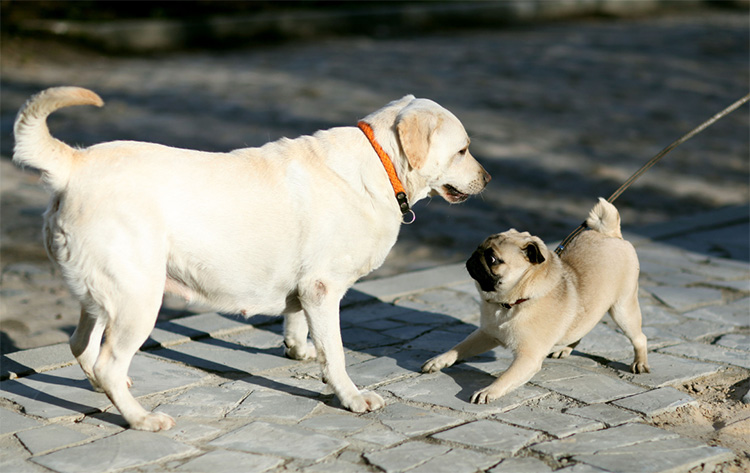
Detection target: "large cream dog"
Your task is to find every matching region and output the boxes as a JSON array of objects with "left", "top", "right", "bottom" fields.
[
  {"left": 13, "top": 87, "right": 490, "bottom": 430},
  {"left": 422, "top": 199, "right": 649, "bottom": 403}
]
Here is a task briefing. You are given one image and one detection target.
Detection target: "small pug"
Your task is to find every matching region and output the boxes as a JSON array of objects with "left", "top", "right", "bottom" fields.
[{"left": 422, "top": 198, "right": 650, "bottom": 403}]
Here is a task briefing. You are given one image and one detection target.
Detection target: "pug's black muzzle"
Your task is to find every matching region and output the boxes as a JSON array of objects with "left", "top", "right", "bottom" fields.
[{"left": 466, "top": 250, "right": 497, "bottom": 292}]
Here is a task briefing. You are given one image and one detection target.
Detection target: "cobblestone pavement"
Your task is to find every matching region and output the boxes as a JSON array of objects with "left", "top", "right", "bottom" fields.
[
  {"left": 1, "top": 6, "right": 749, "bottom": 473},
  {"left": 1, "top": 205, "right": 749, "bottom": 473}
]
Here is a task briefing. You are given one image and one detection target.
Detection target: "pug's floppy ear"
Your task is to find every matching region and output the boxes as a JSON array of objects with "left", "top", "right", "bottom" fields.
[
  {"left": 397, "top": 108, "right": 438, "bottom": 170},
  {"left": 523, "top": 240, "right": 546, "bottom": 264}
]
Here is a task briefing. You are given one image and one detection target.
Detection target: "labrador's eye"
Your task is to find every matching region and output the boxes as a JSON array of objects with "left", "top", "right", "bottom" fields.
[{"left": 458, "top": 147, "right": 468, "bottom": 156}]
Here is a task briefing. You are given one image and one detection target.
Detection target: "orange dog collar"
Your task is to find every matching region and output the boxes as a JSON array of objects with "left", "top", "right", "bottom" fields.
[{"left": 357, "top": 121, "right": 415, "bottom": 224}]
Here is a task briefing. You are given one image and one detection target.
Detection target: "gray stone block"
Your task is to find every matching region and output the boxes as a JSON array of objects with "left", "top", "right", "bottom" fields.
[
  {"left": 229, "top": 388, "right": 320, "bottom": 422},
  {"left": 364, "top": 441, "right": 451, "bottom": 473},
  {"left": 348, "top": 426, "right": 408, "bottom": 447},
  {"left": 373, "top": 402, "right": 462, "bottom": 437},
  {"left": 488, "top": 457, "right": 553, "bottom": 473},
  {"left": 611, "top": 386, "right": 697, "bottom": 417},
  {"left": 432, "top": 419, "right": 542, "bottom": 454},
  {"left": 298, "top": 413, "right": 373, "bottom": 434},
  {"left": 340, "top": 303, "right": 413, "bottom": 326},
  {"left": 658, "top": 342, "right": 750, "bottom": 369},
  {"left": 1, "top": 343, "right": 74, "bottom": 379},
  {"left": 612, "top": 352, "right": 723, "bottom": 388},
  {"left": 573, "top": 437, "right": 734, "bottom": 473},
  {"left": 646, "top": 286, "right": 724, "bottom": 312},
  {"left": 209, "top": 421, "right": 348, "bottom": 461},
  {"left": 564, "top": 403, "right": 642, "bottom": 427},
  {"left": 175, "top": 450, "right": 283, "bottom": 472},
  {"left": 660, "top": 318, "right": 735, "bottom": 341},
  {"left": 300, "top": 459, "right": 373, "bottom": 473},
  {"left": 159, "top": 421, "right": 222, "bottom": 443},
  {"left": 404, "top": 288, "right": 481, "bottom": 323},
  {"left": 640, "top": 304, "right": 682, "bottom": 326},
  {"left": 409, "top": 448, "right": 500, "bottom": 473},
  {"left": 150, "top": 337, "right": 295, "bottom": 375},
  {"left": 385, "top": 369, "right": 549, "bottom": 414},
  {"left": 346, "top": 350, "right": 427, "bottom": 388},
  {"left": 224, "top": 327, "right": 285, "bottom": 350},
  {"left": 341, "top": 327, "right": 401, "bottom": 350},
  {"left": 354, "top": 263, "right": 469, "bottom": 302},
  {"left": 16, "top": 425, "right": 89, "bottom": 455},
  {"left": 715, "top": 333, "right": 750, "bottom": 351},
  {"left": 532, "top": 423, "right": 678, "bottom": 460},
  {"left": 31, "top": 430, "right": 197, "bottom": 473},
  {"left": 682, "top": 301, "right": 750, "bottom": 327},
  {"left": 0, "top": 407, "right": 42, "bottom": 435},
  {"left": 154, "top": 385, "right": 248, "bottom": 418},
  {"left": 168, "top": 312, "right": 253, "bottom": 338},
  {"left": 533, "top": 371, "right": 644, "bottom": 404},
  {"left": 494, "top": 404, "right": 605, "bottom": 438},
  {"left": 405, "top": 330, "right": 478, "bottom": 353},
  {"left": 1, "top": 355, "right": 205, "bottom": 420}
]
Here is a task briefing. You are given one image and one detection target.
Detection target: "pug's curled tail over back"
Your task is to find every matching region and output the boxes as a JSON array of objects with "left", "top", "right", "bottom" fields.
[
  {"left": 13, "top": 87, "right": 104, "bottom": 192},
  {"left": 586, "top": 198, "right": 622, "bottom": 239}
]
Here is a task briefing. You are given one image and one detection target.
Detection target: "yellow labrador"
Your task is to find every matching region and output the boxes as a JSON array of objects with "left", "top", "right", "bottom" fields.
[
  {"left": 13, "top": 87, "right": 490, "bottom": 430},
  {"left": 423, "top": 199, "right": 649, "bottom": 403}
]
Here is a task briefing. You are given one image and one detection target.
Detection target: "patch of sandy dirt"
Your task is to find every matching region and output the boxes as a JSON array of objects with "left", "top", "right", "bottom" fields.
[{"left": 651, "top": 367, "right": 750, "bottom": 473}]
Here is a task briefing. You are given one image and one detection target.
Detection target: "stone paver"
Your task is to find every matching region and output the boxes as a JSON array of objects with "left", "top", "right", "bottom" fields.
[
  {"left": 432, "top": 419, "right": 543, "bottom": 454},
  {"left": 209, "top": 421, "right": 348, "bottom": 461},
  {"left": 1, "top": 6, "right": 748, "bottom": 473},
  {"left": 31, "top": 430, "right": 197, "bottom": 473},
  {"left": 610, "top": 387, "right": 697, "bottom": 418}
]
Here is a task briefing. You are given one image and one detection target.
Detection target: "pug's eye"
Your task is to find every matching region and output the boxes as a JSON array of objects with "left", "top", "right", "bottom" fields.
[{"left": 484, "top": 249, "right": 502, "bottom": 266}]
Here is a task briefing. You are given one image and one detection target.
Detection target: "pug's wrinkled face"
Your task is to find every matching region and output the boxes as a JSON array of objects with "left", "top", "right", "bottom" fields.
[{"left": 466, "top": 229, "right": 546, "bottom": 296}]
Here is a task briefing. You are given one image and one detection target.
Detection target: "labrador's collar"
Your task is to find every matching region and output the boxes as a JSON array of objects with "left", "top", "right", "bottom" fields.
[
  {"left": 357, "top": 121, "right": 415, "bottom": 224},
  {"left": 500, "top": 298, "right": 529, "bottom": 310}
]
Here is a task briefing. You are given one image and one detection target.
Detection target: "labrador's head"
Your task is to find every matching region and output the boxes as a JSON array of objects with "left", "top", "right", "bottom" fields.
[{"left": 394, "top": 98, "right": 491, "bottom": 203}]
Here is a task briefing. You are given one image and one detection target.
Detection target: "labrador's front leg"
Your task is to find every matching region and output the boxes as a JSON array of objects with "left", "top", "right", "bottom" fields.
[{"left": 302, "top": 284, "right": 384, "bottom": 412}]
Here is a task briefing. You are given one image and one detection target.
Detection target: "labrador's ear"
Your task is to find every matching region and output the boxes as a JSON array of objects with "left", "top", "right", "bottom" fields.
[
  {"left": 397, "top": 109, "right": 438, "bottom": 170},
  {"left": 523, "top": 240, "right": 546, "bottom": 265}
]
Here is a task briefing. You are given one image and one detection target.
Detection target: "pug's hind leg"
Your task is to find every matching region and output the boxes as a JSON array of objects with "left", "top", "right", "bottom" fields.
[
  {"left": 609, "top": 292, "right": 650, "bottom": 374},
  {"left": 549, "top": 340, "right": 580, "bottom": 359}
]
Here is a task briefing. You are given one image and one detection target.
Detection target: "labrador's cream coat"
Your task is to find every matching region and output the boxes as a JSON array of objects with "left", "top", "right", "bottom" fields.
[{"left": 13, "top": 87, "right": 490, "bottom": 431}]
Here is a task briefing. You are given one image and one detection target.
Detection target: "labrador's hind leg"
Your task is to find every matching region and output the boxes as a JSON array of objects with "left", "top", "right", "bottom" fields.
[
  {"left": 70, "top": 307, "right": 107, "bottom": 392},
  {"left": 92, "top": 286, "right": 175, "bottom": 431},
  {"left": 284, "top": 310, "right": 318, "bottom": 361}
]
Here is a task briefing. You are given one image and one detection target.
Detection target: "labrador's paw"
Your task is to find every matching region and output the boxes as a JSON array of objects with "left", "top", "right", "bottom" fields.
[
  {"left": 130, "top": 412, "right": 176, "bottom": 432},
  {"left": 341, "top": 390, "right": 385, "bottom": 413},
  {"left": 284, "top": 340, "right": 318, "bottom": 361}
]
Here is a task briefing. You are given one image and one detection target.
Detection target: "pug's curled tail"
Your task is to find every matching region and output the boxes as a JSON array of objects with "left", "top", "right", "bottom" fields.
[
  {"left": 13, "top": 87, "right": 104, "bottom": 192},
  {"left": 586, "top": 198, "right": 622, "bottom": 238}
]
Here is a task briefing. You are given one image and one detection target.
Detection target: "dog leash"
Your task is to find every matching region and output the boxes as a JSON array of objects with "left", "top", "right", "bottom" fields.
[{"left": 555, "top": 93, "right": 750, "bottom": 256}]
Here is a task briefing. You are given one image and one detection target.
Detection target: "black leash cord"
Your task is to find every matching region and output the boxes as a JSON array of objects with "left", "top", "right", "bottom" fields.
[{"left": 555, "top": 93, "right": 750, "bottom": 256}]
